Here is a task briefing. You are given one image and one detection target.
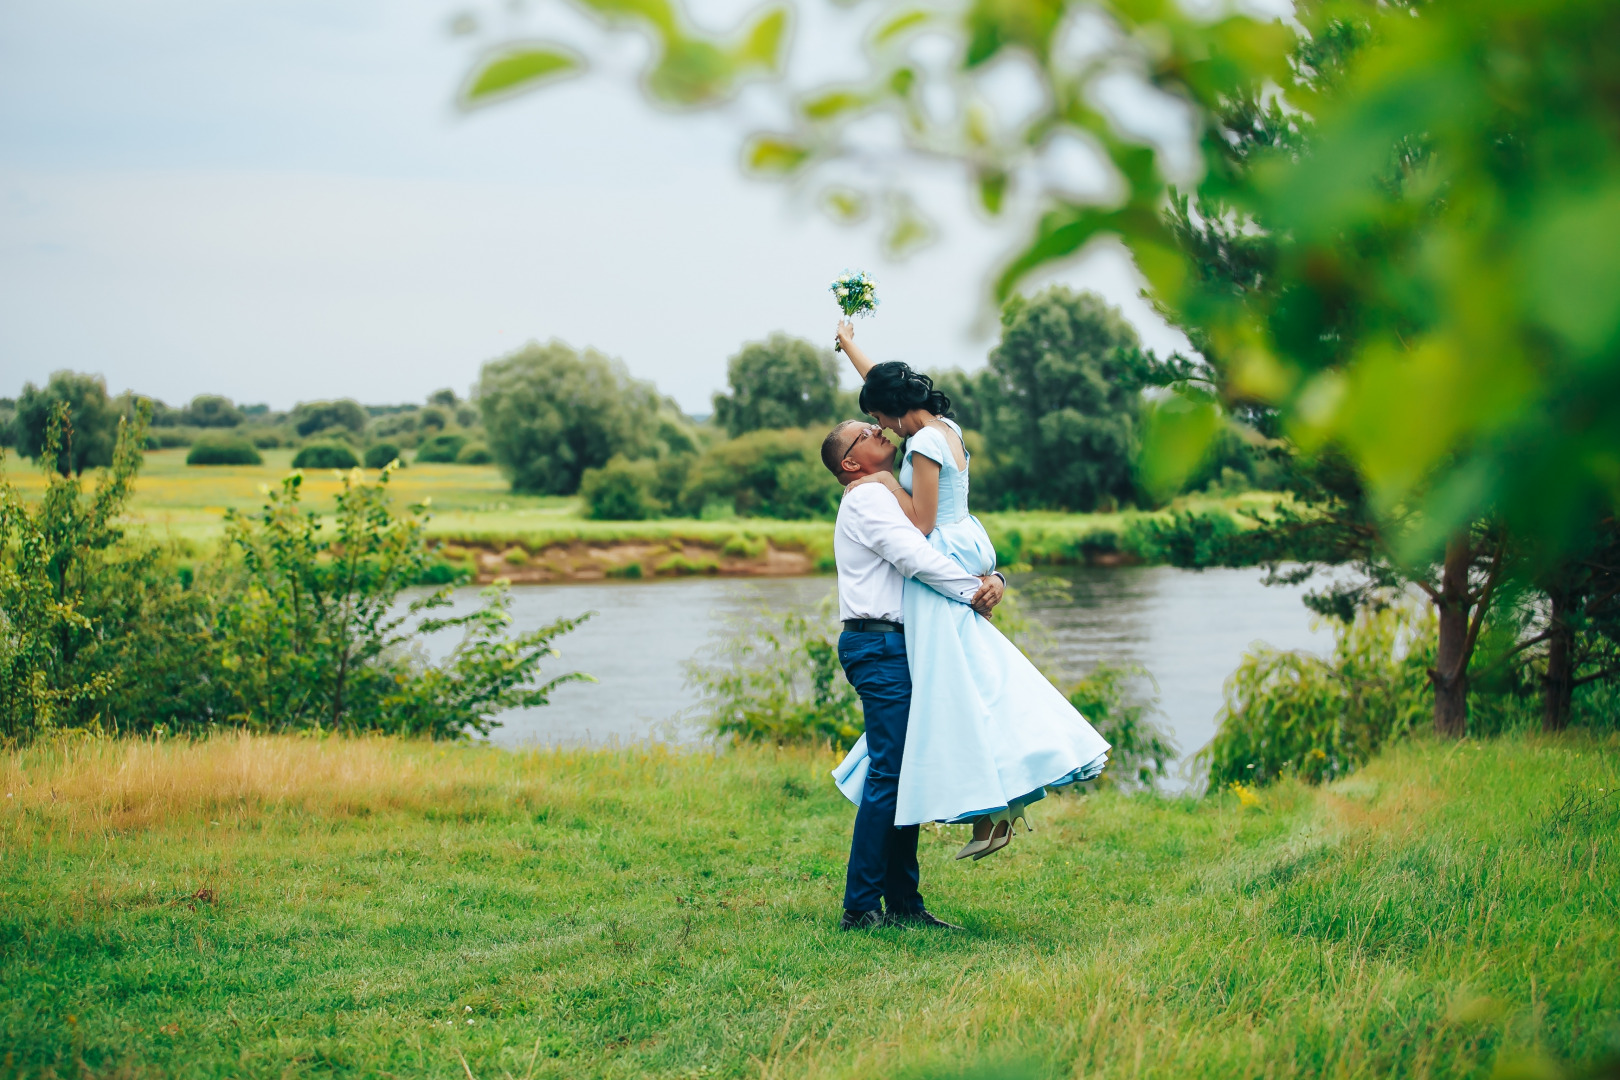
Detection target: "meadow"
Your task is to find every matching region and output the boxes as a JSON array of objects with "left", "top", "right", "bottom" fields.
[
  {"left": 0, "top": 449, "right": 1281, "bottom": 572},
  {"left": 2, "top": 731, "right": 1616, "bottom": 1078}
]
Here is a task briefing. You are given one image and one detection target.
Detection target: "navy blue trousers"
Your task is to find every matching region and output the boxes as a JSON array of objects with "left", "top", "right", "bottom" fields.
[{"left": 839, "top": 630, "right": 922, "bottom": 915}]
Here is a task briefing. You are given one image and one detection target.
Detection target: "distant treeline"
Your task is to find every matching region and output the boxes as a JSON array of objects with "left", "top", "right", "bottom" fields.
[{"left": 1, "top": 286, "right": 1285, "bottom": 520}]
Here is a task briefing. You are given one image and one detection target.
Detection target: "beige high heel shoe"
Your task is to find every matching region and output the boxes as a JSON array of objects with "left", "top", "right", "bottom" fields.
[
  {"left": 955, "top": 814, "right": 999, "bottom": 860},
  {"left": 970, "top": 808, "right": 1015, "bottom": 861}
]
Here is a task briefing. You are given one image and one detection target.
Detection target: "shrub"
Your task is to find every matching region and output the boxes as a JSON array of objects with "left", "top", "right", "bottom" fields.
[
  {"left": 581, "top": 456, "right": 665, "bottom": 520},
  {"left": 1067, "top": 663, "right": 1176, "bottom": 787},
  {"left": 218, "top": 466, "right": 591, "bottom": 737},
  {"left": 1203, "top": 603, "right": 1435, "bottom": 788},
  {"left": 455, "top": 442, "right": 493, "bottom": 465},
  {"left": 1123, "top": 509, "right": 1241, "bottom": 567},
  {"left": 291, "top": 443, "right": 360, "bottom": 470},
  {"left": 290, "top": 400, "right": 367, "bottom": 438},
  {"left": 415, "top": 433, "right": 467, "bottom": 463},
  {"left": 685, "top": 596, "right": 861, "bottom": 748},
  {"left": 186, "top": 436, "right": 262, "bottom": 466},
  {"left": 363, "top": 442, "right": 404, "bottom": 470},
  {"left": 679, "top": 428, "right": 841, "bottom": 520},
  {"left": 1, "top": 403, "right": 151, "bottom": 739}
]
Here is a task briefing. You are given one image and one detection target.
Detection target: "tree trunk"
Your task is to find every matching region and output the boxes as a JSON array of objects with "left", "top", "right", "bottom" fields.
[
  {"left": 1432, "top": 533, "right": 1471, "bottom": 738},
  {"left": 1542, "top": 585, "right": 1574, "bottom": 733}
]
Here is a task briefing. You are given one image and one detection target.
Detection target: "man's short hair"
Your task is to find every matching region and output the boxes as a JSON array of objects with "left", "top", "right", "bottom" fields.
[{"left": 820, "top": 420, "right": 861, "bottom": 479}]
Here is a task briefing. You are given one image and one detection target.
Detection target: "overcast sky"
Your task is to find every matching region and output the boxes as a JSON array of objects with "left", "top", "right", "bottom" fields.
[{"left": 0, "top": 0, "right": 1195, "bottom": 414}]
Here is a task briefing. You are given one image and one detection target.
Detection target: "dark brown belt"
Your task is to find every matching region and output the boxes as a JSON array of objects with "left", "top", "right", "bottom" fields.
[{"left": 843, "top": 618, "right": 904, "bottom": 634}]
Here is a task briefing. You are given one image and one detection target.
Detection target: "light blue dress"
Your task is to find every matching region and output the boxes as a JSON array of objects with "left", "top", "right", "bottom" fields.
[{"left": 832, "top": 419, "right": 1111, "bottom": 826}]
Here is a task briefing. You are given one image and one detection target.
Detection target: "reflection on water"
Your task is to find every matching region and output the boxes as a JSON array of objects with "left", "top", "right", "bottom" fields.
[{"left": 423, "top": 567, "right": 1331, "bottom": 786}]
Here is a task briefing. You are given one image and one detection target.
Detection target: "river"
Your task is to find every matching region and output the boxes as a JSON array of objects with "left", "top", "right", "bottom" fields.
[{"left": 421, "top": 566, "right": 1333, "bottom": 788}]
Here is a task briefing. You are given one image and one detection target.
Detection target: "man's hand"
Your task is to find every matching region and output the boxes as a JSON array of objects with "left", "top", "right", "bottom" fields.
[{"left": 971, "top": 573, "right": 1005, "bottom": 617}]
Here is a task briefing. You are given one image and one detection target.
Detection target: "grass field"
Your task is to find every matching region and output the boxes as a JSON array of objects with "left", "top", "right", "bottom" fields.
[
  {"left": 3, "top": 731, "right": 1616, "bottom": 1078},
  {"left": 0, "top": 449, "right": 1281, "bottom": 570}
]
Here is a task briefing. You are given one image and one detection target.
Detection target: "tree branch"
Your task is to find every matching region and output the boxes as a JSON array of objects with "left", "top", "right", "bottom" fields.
[
  {"left": 1461, "top": 543, "right": 1505, "bottom": 663},
  {"left": 1572, "top": 665, "right": 1620, "bottom": 689}
]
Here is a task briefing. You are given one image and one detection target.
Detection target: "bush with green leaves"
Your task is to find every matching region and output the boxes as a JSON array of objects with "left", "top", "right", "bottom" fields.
[
  {"left": 414, "top": 433, "right": 467, "bottom": 463},
  {"left": 1066, "top": 663, "right": 1176, "bottom": 788},
  {"left": 678, "top": 428, "right": 841, "bottom": 520},
  {"left": 289, "top": 400, "right": 367, "bottom": 439},
  {"left": 0, "top": 402, "right": 216, "bottom": 740},
  {"left": 1123, "top": 509, "right": 1244, "bottom": 569},
  {"left": 455, "top": 442, "right": 493, "bottom": 465},
  {"left": 685, "top": 597, "right": 859, "bottom": 749},
  {"left": 580, "top": 456, "right": 666, "bottom": 521},
  {"left": 217, "top": 465, "right": 590, "bottom": 737},
  {"left": 187, "top": 436, "right": 263, "bottom": 466},
  {"left": 291, "top": 443, "right": 360, "bottom": 470},
  {"left": 363, "top": 442, "right": 403, "bottom": 470},
  {"left": 1204, "top": 603, "right": 1436, "bottom": 789}
]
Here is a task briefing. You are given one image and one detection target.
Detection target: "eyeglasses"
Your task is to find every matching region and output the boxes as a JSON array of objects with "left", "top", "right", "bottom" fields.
[{"left": 838, "top": 423, "right": 879, "bottom": 464}]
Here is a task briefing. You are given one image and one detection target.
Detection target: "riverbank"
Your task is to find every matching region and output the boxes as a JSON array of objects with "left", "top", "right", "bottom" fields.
[
  {"left": 0, "top": 449, "right": 1284, "bottom": 581},
  {"left": 4, "top": 731, "right": 1615, "bottom": 1078}
]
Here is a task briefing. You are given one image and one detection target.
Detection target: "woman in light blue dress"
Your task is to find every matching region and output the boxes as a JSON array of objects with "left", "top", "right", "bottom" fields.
[{"left": 830, "top": 322, "right": 1110, "bottom": 859}]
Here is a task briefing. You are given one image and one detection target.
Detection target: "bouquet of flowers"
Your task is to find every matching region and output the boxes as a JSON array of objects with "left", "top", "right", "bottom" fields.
[{"left": 829, "top": 270, "right": 879, "bottom": 352}]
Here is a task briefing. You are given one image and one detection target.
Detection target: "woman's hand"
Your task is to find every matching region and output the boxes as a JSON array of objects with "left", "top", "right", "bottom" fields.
[
  {"left": 846, "top": 472, "right": 900, "bottom": 492},
  {"left": 835, "top": 320, "right": 876, "bottom": 378}
]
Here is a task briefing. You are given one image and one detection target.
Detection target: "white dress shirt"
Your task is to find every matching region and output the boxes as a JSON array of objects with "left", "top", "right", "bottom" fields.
[{"left": 835, "top": 482, "right": 982, "bottom": 622}]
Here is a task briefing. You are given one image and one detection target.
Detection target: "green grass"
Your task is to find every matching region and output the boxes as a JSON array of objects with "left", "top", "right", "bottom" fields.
[
  {"left": 0, "top": 449, "right": 1281, "bottom": 568},
  {"left": 3, "top": 732, "right": 1616, "bottom": 1078}
]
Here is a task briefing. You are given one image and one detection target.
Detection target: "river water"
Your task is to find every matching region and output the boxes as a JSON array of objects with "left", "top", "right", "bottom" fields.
[{"left": 423, "top": 567, "right": 1332, "bottom": 787}]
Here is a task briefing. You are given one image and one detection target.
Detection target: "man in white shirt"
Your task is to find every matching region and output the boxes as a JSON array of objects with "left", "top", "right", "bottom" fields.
[{"left": 819, "top": 420, "right": 1005, "bottom": 930}]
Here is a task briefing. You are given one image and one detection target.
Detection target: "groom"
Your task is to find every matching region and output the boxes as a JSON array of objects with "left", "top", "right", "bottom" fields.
[{"left": 820, "top": 420, "right": 1005, "bottom": 930}]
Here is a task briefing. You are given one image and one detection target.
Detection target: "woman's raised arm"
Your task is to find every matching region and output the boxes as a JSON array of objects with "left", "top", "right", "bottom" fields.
[{"left": 835, "top": 319, "right": 878, "bottom": 380}]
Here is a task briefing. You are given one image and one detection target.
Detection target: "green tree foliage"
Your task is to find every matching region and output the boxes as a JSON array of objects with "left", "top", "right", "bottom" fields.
[
  {"left": 187, "top": 436, "right": 263, "bottom": 466},
  {"left": 0, "top": 403, "right": 150, "bottom": 739},
  {"left": 182, "top": 395, "right": 244, "bottom": 428},
  {"left": 12, "top": 372, "right": 122, "bottom": 476},
  {"left": 218, "top": 466, "right": 590, "bottom": 736},
  {"left": 712, "top": 333, "right": 841, "bottom": 436},
  {"left": 415, "top": 433, "right": 466, "bottom": 463},
  {"left": 476, "top": 340, "right": 677, "bottom": 495},
  {"left": 967, "top": 288, "right": 1193, "bottom": 510},
  {"left": 455, "top": 442, "right": 493, "bottom": 465},
  {"left": 580, "top": 456, "right": 668, "bottom": 521},
  {"left": 291, "top": 443, "right": 360, "bottom": 470},
  {"left": 1065, "top": 663, "right": 1176, "bottom": 788},
  {"left": 1204, "top": 603, "right": 1435, "bottom": 788},
  {"left": 679, "top": 428, "right": 841, "bottom": 520},
  {"left": 363, "top": 442, "right": 403, "bottom": 469},
  {"left": 685, "top": 600, "right": 861, "bottom": 748},
  {"left": 290, "top": 399, "right": 368, "bottom": 439}
]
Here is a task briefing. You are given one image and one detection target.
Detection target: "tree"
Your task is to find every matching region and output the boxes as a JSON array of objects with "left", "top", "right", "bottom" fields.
[
  {"left": 182, "top": 394, "right": 244, "bottom": 428},
  {"left": 475, "top": 340, "right": 667, "bottom": 494},
  {"left": 975, "top": 287, "right": 1185, "bottom": 511},
  {"left": 13, "top": 372, "right": 122, "bottom": 476},
  {"left": 712, "top": 333, "right": 841, "bottom": 436},
  {"left": 290, "top": 399, "right": 368, "bottom": 439}
]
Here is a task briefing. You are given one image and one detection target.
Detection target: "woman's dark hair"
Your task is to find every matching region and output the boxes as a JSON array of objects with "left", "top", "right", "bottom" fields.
[{"left": 858, "top": 361, "right": 952, "bottom": 420}]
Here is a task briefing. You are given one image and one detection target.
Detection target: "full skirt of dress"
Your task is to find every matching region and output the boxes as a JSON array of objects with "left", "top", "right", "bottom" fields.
[{"left": 832, "top": 514, "right": 1111, "bottom": 825}]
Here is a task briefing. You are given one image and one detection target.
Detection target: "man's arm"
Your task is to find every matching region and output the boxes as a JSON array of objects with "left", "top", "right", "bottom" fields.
[{"left": 845, "top": 484, "right": 982, "bottom": 604}]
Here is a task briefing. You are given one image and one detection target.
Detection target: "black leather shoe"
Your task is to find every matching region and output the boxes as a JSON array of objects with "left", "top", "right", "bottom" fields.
[
  {"left": 839, "top": 908, "right": 886, "bottom": 931},
  {"left": 887, "top": 907, "right": 965, "bottom": 930}
]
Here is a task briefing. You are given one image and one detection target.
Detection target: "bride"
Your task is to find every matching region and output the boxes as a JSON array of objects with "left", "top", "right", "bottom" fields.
[{"left": 830, "top": 319, "right": 1111, "bottom": 859}]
